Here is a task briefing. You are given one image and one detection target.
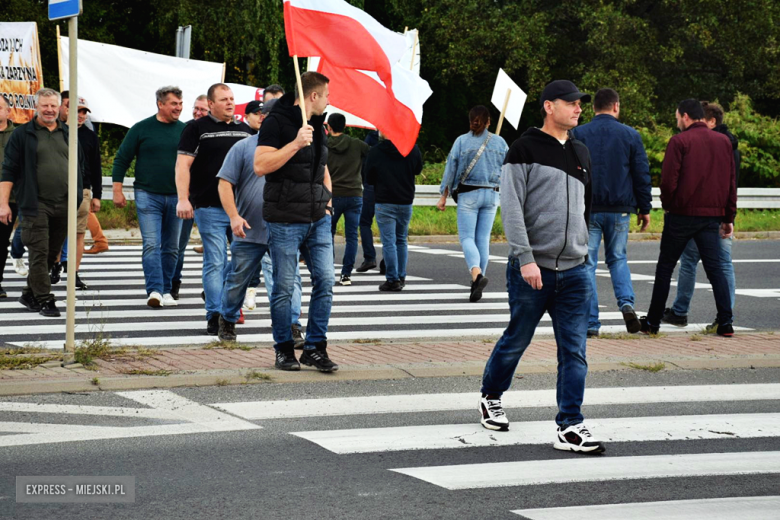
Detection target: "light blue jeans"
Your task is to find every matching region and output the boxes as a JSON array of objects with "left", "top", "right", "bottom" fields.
[
  {"left": 456, "top": 188, "right": 499, "bottom": 276},
  {"left": 375, "top": 203, "right": 413, "bottom": 282},
  {"left": 260, "top": 252, "right": 302, "bottom": 327},
  {"left": 221, "top": 241, "right": 269, "bottom": 324},
  {"left": 194, "top": 207, "right": 232, "bottom": 320},
  {"left": 173, "top": 217, "right": 195, "bottom": 284},
  {"left": 585, "top": 212, "right": 635, "bottom": 332},
  {"left": 672, "top": 236, "right": 735, "bottom": 316},
  {"left": 134, "top": 189, "right": 182, "bottom": 296}
]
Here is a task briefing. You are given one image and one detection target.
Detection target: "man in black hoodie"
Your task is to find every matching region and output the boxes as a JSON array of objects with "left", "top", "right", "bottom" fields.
[
  {"left": 478, "top": 80, "right": 605, "bottom": 454},
  {"left": 254, "top": 71, "right": 338, "bottom": 373}
]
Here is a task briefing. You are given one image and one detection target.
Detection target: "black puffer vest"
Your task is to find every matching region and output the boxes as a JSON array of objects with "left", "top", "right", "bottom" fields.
[{"left": 262, "top": 93, "right": 330, "bottom": 224}]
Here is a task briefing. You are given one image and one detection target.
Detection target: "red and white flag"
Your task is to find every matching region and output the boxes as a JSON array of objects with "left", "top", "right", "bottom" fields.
[{"left": 283, "top": 0, "right": 432, "bottom": 156}]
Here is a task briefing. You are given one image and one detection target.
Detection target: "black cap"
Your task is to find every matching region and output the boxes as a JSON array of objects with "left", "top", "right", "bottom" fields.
[
  {"left": 261, "top": 98, "right": 278, "bottom": 115},
  {"left": 245, "top": 100, "right": 263, "bottom": 115},
  {"left": 539, "top": 80, "right": 591, "bottom": 106}
]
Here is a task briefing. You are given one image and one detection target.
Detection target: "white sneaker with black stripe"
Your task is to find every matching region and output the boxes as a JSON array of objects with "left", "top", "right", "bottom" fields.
[
  {"left": 553, "top": 423, "right": 606, "bottom": 454},
  {"left": 479, "top": 395, "right": 509, "bottom": 431}
]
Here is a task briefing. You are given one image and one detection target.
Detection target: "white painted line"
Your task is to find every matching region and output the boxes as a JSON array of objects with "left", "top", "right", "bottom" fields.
[
  {"left": 736, "top": 289, "right": 780, "bottom": 298},
  {"left": 292, "top": 413, "right": 780, "bottom": 454},
  {"left": 213, "top": 384, "right": 780, "bottom": 420},
  {"left": 512, "top": 496, "right": 780, "bottom": 520},
  {"left": 390, "top": 451, "right": 780, "bottom": 490},
  {"left": 0, "top": 402, "right": 173, "bottom": 420}
]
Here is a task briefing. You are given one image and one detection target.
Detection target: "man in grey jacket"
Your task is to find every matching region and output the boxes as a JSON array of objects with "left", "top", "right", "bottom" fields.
[{"left": 478, "top": 80, "right": 605, "bottom": 454}]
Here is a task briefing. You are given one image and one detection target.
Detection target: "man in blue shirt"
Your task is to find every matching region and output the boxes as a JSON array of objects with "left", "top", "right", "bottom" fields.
[{"left": 572, "top": 88, "right": 652, "bottom": 336}]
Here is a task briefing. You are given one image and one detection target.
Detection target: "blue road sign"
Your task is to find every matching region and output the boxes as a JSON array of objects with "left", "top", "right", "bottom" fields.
[{"left": 49, "top": 0, "right": 82, "bottom": 21}]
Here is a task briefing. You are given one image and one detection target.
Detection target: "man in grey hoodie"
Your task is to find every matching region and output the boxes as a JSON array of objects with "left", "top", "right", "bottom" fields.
[{"left": 478, "top": 80, "right": 605, "bottom": 455}]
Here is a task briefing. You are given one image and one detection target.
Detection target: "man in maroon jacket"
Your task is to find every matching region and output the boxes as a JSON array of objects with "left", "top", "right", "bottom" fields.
[{"left": 640, "top": 99, "right": 736, "bottom": 337}]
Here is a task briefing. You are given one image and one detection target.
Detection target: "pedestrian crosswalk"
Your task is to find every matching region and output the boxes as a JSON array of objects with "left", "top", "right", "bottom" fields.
[{"left": 0, "top": 245, "right": 753, "bottom": 349}]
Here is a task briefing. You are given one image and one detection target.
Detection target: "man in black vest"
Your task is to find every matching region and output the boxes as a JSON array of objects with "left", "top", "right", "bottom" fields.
[{"left": 254, "top": 71, "right": 337, "bottom": 373}]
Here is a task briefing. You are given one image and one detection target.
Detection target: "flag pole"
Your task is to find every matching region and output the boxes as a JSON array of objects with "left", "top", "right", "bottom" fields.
[
  {"left": 496, "top": 88, "right": 511, "bottom": 135},
  {"left": 410, "top": 31, "right": 418, "bottom": 71},
  {"left": 292, "top": 55, "right": 308, "bottom": 125}
]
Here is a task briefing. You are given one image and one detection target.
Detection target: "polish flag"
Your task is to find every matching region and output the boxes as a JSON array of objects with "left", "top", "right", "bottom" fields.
[{"left": 284, "top": 0, "right": 432, "bottom": 156}]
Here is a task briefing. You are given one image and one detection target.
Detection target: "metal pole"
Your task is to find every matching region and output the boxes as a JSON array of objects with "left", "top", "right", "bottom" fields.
[
  {"left": 182, "top": 25, "right": 191, "bottom": 59},
  {"left": 63, "top": 16, "right": 78, "bottom": 365},
  {"left": 175, "top": 27, "right": 182, "bottom": 57}
]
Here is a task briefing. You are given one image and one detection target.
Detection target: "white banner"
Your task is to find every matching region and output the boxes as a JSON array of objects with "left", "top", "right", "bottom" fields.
[
  {"left": 228, "top": 83, "right": 265, "bottom": 123},
  {"left": 59, "top": 37, "right": 224, "bottom": 128},
  {"left": 0, "top": 22, "right": 44, "bottom": 124}
]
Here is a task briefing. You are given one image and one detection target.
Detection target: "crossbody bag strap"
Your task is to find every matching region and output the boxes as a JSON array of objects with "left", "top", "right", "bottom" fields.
[{"left": 453, "top": 133, "right": 492, "bottom": 193}]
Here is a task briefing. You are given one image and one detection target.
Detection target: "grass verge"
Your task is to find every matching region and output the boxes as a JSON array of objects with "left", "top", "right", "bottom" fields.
[{"left": 622, "top": 361, "right": 667, "bottom": 372}]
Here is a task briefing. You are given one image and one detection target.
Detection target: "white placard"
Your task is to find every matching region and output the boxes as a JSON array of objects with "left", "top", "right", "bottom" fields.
[{"left": 490, "top": 68, "right": 527, "bottom": 130}]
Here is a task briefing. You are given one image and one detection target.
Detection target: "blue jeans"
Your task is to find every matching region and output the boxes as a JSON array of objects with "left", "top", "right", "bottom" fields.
[
  {"left": 194, "top": 207, "right": 232, "bottom": 320},
  {"left": 585, "top": 212, "right": 635, "bottom": 331},
  {"left": 11, "top": 215, "right": 25, "bottom": 259},
  {"left": 375, "top": 203, "right": 413, "bottom": 281},
  {"left": 134, "top": 189, "right": 182, "bottom": 296},
  {"left": 456, "top": 188, "right": 498, "bottom": 276},
  {"left": 221, "top": 241, "right": 269, "bottom": 324},
  {"left": 672, "top": 236, "right": 735, "bottom": 316},
  {"left": 647, "top": 214, "right": 732, "bottom": 327},
  {"left": 482, "top": 260, "right": 591, "bottom": 427},
  {"left": 268, "top": 215, "right": 333, "bottom": 350},
  {"left": 254, "top": 251, "right": 303, "bottom": 327},
  {"left": 173, "top": 217, "right": 195, "bottom": 284},
  {"left": 360, "top": 185, "right": 377, "bottom": 262},
  {"left": 331, "top": 196, "right": 363, "bottom": 276}
]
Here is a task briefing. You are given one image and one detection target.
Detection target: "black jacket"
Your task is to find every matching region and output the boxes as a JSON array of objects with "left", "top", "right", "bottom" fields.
[
  {"left": 365, "top": 140, "right": 423, "bottom": 205},
  {"left": 1, "top": 119, "right": 84, "bottom": 218},
  {"left": 78, "top": 124, "right": 103, "bottom": 199},
  {"left": 715, "top": 124, "right": 741, "bottom": 187},
  {"left": 261, "top": 93, "right": 330, "bottom": 223}
]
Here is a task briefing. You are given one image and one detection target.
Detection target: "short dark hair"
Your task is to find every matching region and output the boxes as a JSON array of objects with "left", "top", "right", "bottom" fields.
[
  {"left": 593, "top": 88, "right": 619, "bottom": 112},
  {"left": 61, "top": 90, "right": 69, "bottom": 101},
  {"left": 207, "top": 83, "right": 230, "bottom": 101},
  {"left": 677, "top": 98, "right": 704, "bottom": 120},
  {"left": 701, "top": 101, "right": 724, "bottom": 127},
  {"left": 264, "top": 84, "right": 284, "bottom": 96},
  {"left": 468, "top": 105, "right": 490, "bottom": 135},
  {"left": 327, "top": 113, "right": 346, "bottom": 133},
  {"left": 299, "top": 71, "right": 329, "bottom": 98}
]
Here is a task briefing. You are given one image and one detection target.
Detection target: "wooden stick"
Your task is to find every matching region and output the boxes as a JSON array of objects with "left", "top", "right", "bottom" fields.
[
  {"left": 56, "top": 25, "right": 63, "bottom": 92},
  {"left": 409, "top": 31, "right": 418, "bottom": 71},
  {"left": 496, "top": 88, "right": 511, "bottom": 135},
  {"left": 292, "top": 54, "right": 308, "bottom": 125},
  {"left": 221, "top": 62, "right": 226, "bottom": 82}
]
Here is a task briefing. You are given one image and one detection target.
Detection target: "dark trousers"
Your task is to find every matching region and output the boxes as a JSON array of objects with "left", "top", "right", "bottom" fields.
[
  {"left": 21, "top": 201, "right": 68, "bottom": 303},
  {"left": 359, "top": 184, "right": 377, "bottom": 262},
  {"left": 0, "top": 203, "right": 19, "bottom": 284},
  {"left": 647, "top": 213, "right": 733, "bottom": 327}
]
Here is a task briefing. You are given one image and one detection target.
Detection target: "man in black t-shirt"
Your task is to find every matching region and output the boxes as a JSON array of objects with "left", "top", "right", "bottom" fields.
[{"left": 176, "top": 83, "right": 252, "bottom": 335}]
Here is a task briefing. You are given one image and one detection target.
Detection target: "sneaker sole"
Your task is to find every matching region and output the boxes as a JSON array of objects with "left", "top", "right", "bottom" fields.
[
  {"left": 553, "top": 441, "right": 606, "bottom": 454},
  {"left": 275, "top": 363, "right": 301, "bottom": 371},
  {"left": 300, "top": 359, "right": 339, "bottom": 373},
  {"left": 622, "top": 309, "right": 641, "bottom": 333},
  {"left": 147, "top": 298, "right": 162, "bottom": 308},
  {"left": 39, "top": 311, "right": 61, "bottom": 317},
  {"left": 19, "top": 299, "right": 40, "bottom": 312},
  {"left": 340, "top": 281, "right": 352, "bottom": 286},
  {"left": 469, "top": 277, "right": 489, "bottom": 303},
  {"left": 480, "top": 418, "right": 509, "bottom": 432}
]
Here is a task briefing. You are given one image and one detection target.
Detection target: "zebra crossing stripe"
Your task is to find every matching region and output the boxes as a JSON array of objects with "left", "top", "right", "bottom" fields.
[
  {"left": 390, "top": 451, "right": 780, "bottom": 490},
  {"left": 291, "top": 413, "right": 780, "bottom": 454},
  {"left": 512, "top": 496, "right": 780, "bottom": 520}
]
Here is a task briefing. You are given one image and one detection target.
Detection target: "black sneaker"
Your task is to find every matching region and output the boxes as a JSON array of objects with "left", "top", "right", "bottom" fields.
[
  {"left": 661, "top": 307, "right": 688, "bottom": 327},
  {"left": 717, "top": 323, "right": 734, "bottom": 337},
  {"left": 291, "top": 324, "right": 305, "bottom": 350},
  {"left": 207, "top": 314, "right": 220, "bottom": 335},
  {"left": 379, "top": 259, "right": 386, "bottom": 275},
  {"left": 218, "top": 317, "right": 237, "bottom": 341},
  {"left": 50, "top": 262, "right": 63, "bottom": 285},
  {"left": 356, "top": 260, "right": 376, "bottom": 273},
  {"left": 275, "top": 347, "right": 300, "bottom": 371},
  {"left": 61, "top": 260, "right": 68, "bottom": 273},
  {"left": 621, "top": 305, "right": 641, "bottom": 333},
  {"left": 171, "top": 280, "right": 181, "bottom": 300},
  {"left": 39, "top": 300, "right": 61, "bottom": 318},
  {"left": 75, "top": 272, "right": 89, "bottom": 290},
  {"left": 19, "top": 292, "right": 40, "bottom": 312},
  {"left": 339, "top": 275, "right": 352, "bottom": 286},
  {"left": 587, "top": 329, "right": 599, "bottom": 338},
  {"left": 399, "top": 276, "right": 406, "bottom": 288},
  {"left": 300, "top": 347, "right": 339, "bottom": 372},
  {"left": 639, "top": 316, "right": 660, "bottom": 335},
  {"left": 0, "top": 285, "right": 6, "bottom": 298},
  {"left": 378, "top": 280, "right": 402, "bottom": 292},
  {"left": 200, "top": 290, "right": 206, "bottom": 302},
  {"left": 469, "top": 274, "right": 489, "bottom": 303}
]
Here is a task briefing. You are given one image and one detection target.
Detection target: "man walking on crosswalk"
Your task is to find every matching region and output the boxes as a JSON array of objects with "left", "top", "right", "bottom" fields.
[{"left": 479, "top": 80, "right": 605, "bottom": 454}]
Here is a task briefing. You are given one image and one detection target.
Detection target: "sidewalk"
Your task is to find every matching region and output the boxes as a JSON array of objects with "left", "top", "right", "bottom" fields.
[{"left": 1, "top": 333, "right": 778, "bottom": 396}]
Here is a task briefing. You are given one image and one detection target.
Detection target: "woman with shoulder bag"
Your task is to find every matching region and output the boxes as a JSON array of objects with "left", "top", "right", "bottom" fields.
[{"left": 437, "top": 105, "right": 509, "bottom": 302}]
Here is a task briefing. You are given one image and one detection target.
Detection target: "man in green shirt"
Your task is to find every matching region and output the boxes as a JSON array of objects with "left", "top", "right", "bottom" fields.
[{"left": 112, "top": 86, "right": 185, "bottom": 308}]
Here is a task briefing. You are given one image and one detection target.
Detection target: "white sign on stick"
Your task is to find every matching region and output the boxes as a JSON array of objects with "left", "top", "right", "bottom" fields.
[{"left": 491, "top": 68, "right": 527, "bottom": 130}]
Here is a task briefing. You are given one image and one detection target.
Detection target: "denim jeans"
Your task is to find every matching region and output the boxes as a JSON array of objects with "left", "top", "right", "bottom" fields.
[
  {"left": 481, "top": 260, "right": 591, "bottom": 427},
  {"left": 672, "top": 236, "right": 735, "bottom": 316},
  {"left": 173, "top": 217, "right": 195, "bottom": 284},
  {"left": 375, "top": 203, "right": 413, "bottom": 282},
  {"left": 585, "top": 212, "right": 635, "bottom": 331},
  {"left": 268, "top": 215, "right": 333, "bottom": 350},
  {"left": 359, "top": 185, "right": 377, "bottom": 262},
  {"left": 221, "top": 241, "right": 269, "bottom": 324},
  {"left": 134, "top": 189, "right": 182, "bottom": 296},
  {"left": 11, "top": 215, "right": 25, "bottom": 259},
  {"left": 194, "top": 207, "right": 232, "bottom": 321},
  {"left": 646, "top": 214, "right": 732, "bottom": 327},
  {"left": 258, "top": 251, "right": 302, "bottom": 327},
  {"left": 331, "top": 196, "right": 363, "bottom": 276},
  {"left": 456, "top": 188, "right": 499, "bottom": 276}
]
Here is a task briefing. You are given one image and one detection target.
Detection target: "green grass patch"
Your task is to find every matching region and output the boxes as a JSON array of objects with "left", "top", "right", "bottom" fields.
[
  {"left": 203, "top": 340, "right": 254, "bottom": 351},
  {"left": 594, "top": 332, "right": 642, "bottom": 340},
  {"left": 244, "top": 370, "right": 271, "bottom": 382},
  {"left": 121, "top": 369, "right": 172, "bottom": 376},
  {"left": 622, "top": 361, "right": 667, "bottom": 372},
  {"left": 0, "top": 353, "right": 60, "bottom": 370}
]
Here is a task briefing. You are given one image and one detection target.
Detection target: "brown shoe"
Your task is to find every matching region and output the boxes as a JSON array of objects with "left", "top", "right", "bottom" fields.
[
  {"left": 194, "top": 245, "right": 204, "bottom": 254},
  {"left": 84, "top": 243, "right": 109, "bottom": 254}
]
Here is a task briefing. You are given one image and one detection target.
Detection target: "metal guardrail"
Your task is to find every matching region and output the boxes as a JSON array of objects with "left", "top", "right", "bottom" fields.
[{"left": 104, "top": 178, "right": 780, "bottom": 209}]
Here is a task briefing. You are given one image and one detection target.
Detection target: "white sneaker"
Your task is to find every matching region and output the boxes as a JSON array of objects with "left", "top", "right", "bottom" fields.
[
  {"left": 479, "top": 395, "right": 510, "bottom": 431},
  {"left": 14, "top": 258, "right": 28, "bottom": 277},
  {"left": 243, "top": 287, "right": 257, "bottom": 310},
  {"left": 147, "top": 292, "right": 162, "bottom": 308},
  {"left": 554, "top": 423, "right": 606, "bottom": 454},
  {"left": 162, "top": 293, "right": 178, "bottom": 307}
]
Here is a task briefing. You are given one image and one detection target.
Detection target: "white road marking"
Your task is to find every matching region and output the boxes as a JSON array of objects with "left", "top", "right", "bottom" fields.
[{"left": 0, "top": 402, "right": 173, "bottom": 419}]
